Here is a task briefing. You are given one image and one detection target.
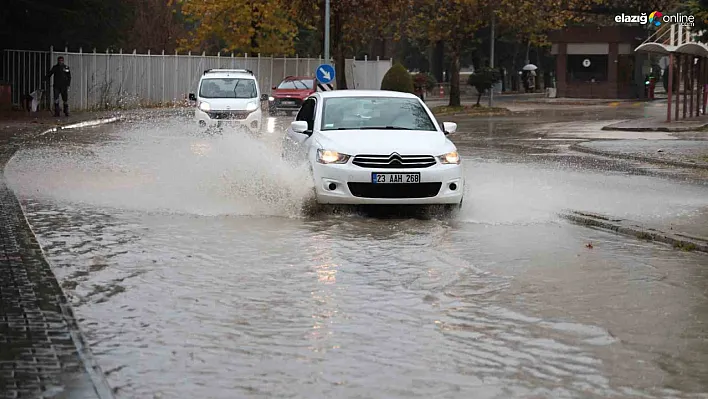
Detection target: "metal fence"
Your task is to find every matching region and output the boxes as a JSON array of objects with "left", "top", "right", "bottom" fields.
[{"left": 2, "top": 48, "right": 393, "bottom": 111}]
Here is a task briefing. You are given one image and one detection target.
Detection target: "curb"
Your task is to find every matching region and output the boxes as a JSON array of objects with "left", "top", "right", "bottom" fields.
[
  {"left": 560, "top": 210, "right": 708, "bottom": 253},
  {"left": 1, "top": 117, "right": 121, "bottom": 399},
  {"left": 601, "top": 123, "right": 708, "bottom": 132},
  {"left": 37, "top": 116, "right": 123, "bottom": 137},
  {"left": 569, "top": 143, "right": 708, "bottom": 170}
]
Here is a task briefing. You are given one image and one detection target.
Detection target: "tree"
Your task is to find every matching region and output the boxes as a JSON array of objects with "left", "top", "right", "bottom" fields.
[
  {"left": 381, "top": 63, "right": 414, "bottom": 93},
  {"left": 468, "top": 67, "right": 502, "bottom": 105},
  {"left": 171, "top": 0, "right": 298, "bottom": 55},
  {"left": 407, "top": 0, "right": 486, "bottom": 107},
  {"left": 122, "top": 0, "right": 186, "bottom": 53},
  {"left": 286, "top": 0, "right": 407, "bottom": 89}
]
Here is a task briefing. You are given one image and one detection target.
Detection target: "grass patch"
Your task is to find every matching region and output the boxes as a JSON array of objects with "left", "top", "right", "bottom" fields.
[
  {"left": 673, "top": 241, "right": 697, "bottom": 251},
  {"left": 432, "top": 105, "right": 511, "bottom": 117}
]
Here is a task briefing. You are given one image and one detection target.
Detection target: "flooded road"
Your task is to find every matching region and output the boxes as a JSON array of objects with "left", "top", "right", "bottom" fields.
[{"left": 5, "top": 110, "right": 708, "bottom": 398}]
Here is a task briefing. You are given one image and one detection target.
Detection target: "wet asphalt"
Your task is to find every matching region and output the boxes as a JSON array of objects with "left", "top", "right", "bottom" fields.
[{"left": 3, "top": 107, "right": 708, "bottom": 398}]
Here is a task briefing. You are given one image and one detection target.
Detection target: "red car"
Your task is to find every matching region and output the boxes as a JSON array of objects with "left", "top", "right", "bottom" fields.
[{"left": 268, "top": 76, "right": 315, "bottom": 115}]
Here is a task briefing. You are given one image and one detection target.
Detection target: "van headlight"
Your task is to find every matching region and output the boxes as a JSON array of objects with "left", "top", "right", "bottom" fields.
[
  {"left": 317, "top": 149, "right": 350, "bottom": 164},
  {"left": 438, "top": 151, "right": 460, "bottom": 164},
  {"left": 199, "top": 101, "right": 211, "bottom": 112},
  {"left": 246, "top": 102, "right": 258, "bottom": 111}
]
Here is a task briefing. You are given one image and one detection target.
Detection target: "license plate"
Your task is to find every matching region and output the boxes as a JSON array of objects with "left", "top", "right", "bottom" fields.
[
  {"left": 372, "top": 172, "right": 420, "bottom": 184},
  {"left": 281, "top": 100, "right": 295, "bottom": 105}
]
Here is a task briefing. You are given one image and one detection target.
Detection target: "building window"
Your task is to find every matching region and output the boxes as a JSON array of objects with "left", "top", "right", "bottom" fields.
[{"left": 567, "top": 55, "right": 608, "bottom": 82}]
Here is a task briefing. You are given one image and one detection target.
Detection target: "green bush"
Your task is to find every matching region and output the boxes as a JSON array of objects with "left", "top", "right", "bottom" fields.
[
  {"left": 467, "top": 67, "right": 502, "bottom": 105},
  {"left": 381, "top": 63, "right": 414, "bottom": 93}
]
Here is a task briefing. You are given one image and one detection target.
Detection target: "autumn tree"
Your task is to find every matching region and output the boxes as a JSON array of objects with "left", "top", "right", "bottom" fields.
[
  {"left": 171, "top": 0, "right": 298, "bottom": 55},
  {"left": 407, "top": 0, "right": 486, "bottom": 107},
  {"left": 122, "top": 0, "right": 186, "bottom": 53},
  {"left": 286, "top": 0, "right": 406, "bottom": 88}
]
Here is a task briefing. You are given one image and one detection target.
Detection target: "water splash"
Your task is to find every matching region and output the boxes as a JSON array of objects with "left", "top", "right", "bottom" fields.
[{"left": 6, "top": 119, "right": 314, "bottom": 217}]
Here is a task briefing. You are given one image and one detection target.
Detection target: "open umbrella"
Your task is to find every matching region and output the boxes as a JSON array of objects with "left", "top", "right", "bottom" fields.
[{"left": 522, "top": 64, "right": 538, "bottom": 71}]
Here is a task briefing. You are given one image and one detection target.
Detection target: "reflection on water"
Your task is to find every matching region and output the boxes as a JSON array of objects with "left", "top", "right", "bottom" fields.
[{"left": 4, "top": 115, "right": 708, "bottom": 398}]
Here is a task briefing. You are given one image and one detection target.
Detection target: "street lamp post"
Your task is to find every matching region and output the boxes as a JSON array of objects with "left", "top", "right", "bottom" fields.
[{"left": 489, "top": 11, "right": 495, "bottom": 107}]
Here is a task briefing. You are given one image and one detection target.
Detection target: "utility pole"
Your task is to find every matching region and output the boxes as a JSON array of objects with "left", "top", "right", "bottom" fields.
[
  {"left": 488, "top": 11, "right": 495, "bottom": 107},
  {"left": 324, "top": 0, "right": 330, "bottom": 65}
]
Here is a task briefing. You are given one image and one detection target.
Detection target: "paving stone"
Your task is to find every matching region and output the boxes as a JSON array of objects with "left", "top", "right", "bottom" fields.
[{"left": 1, "top": 122, "right": 114, "bottom": 398}]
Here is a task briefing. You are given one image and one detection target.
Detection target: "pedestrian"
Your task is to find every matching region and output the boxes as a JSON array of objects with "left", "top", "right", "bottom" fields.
[{"left": 44, "top": 56, "right": 71, "bottom": 117}]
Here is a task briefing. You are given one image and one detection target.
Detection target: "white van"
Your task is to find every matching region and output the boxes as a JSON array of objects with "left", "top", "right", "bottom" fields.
[{"left": 189, "top": 69, "right": 268, "bottom": 134}]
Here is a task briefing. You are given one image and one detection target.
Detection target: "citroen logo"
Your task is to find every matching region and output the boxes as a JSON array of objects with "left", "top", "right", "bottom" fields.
[{"left": 388, "top": 152, "right": 403, "bottom": 164}]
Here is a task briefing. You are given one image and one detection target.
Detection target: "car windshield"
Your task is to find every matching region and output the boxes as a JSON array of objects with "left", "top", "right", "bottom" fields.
[
  {"left": 199, "top": 78, "right": 258, "bottom": 99},
  {"left": 321, "top": 97, "right": 437, "bottom": 131},
  {"left": 277, "top": 79, "right": 314, "bottom": 89}
]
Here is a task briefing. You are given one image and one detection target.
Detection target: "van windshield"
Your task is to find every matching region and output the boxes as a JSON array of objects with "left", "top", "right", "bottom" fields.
[{"left": 199, "top": 78, "right": 258, "bottom": 99}]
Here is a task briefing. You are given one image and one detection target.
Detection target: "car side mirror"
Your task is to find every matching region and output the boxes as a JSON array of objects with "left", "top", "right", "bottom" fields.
[
  {"left": 260, "top": 94, "right": 269, "bottom": 101},
  {"left": 189, "top": 93, "right": 196, "bottom": 101},
  {"left": 272, "top": 86, "right": 277, "bottom": 90},
  {"left": 442, "top": 122, "right": 457, "bottom": 135},
  {"left": 291, "top": 121, "right": 310, "bottom": 135}
]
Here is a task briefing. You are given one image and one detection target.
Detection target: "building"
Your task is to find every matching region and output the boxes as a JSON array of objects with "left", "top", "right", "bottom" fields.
[{"left": 549, "top": 26, "right": 650, "bottom": 99}]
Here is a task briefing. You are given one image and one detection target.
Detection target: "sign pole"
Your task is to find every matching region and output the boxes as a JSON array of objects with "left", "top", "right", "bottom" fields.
[{"left": 324, "top": 0, "right": 330, "bottom": 65}]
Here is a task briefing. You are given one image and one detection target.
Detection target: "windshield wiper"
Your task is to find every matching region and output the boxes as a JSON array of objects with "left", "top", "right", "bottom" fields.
[{"left": 358, "top": 126, "right": 414, "bottom": 130}]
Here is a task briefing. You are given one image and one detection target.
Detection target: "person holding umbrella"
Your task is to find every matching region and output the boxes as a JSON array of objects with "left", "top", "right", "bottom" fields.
[{"left": 522, "top": 64, "right": 537, "bottom": 93}]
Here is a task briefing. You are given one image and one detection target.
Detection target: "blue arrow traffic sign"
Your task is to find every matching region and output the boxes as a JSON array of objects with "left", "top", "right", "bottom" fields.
[{"left": 316, "top": 64, "right": 335, "bottom": 84}]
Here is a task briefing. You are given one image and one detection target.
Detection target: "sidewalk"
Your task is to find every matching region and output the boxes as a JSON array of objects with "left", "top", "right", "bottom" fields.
[{"left": 1, "top": 112, "right": 116, "bottom": 399}]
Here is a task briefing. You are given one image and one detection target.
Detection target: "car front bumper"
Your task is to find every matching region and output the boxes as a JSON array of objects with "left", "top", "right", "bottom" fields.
[
  {"left": 311, "top": 162, "right": 464, "bottom": 205},
  {"left": 194, "top": 108, "right": 261, "bottom": 133}
]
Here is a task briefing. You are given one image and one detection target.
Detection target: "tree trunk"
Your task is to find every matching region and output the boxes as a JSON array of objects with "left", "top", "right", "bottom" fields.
[
  {"left": 510, "top": 39, "right": 520, "bottom": 91},
  {"left": 477, "top": 92, "right": 482, "bottom": 105},
  {"left": 525, "top": 40, "right": 531, "bottom": 65},
  {"left": 333, "top": 10, "right": 347, "bottom": 88},
  {"left": 432, "top": 41, "right": 444, "bottom": 82},
  {"left": 449, "top": 47, "right": 461, "bottom": 107}
]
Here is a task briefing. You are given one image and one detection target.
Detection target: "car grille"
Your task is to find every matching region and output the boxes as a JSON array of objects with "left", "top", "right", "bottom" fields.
[
  {"left": 207, "top": 110, "right": 253, "bottom": 120},
  {"left": 275, "top": 98, "right": 303, "bottom": 108},
  {"left": 352, "top": 154, "right": 437, "bottom": 169},
  {"left": 347, "top": 183, "right": 442, "bottom": 198}
]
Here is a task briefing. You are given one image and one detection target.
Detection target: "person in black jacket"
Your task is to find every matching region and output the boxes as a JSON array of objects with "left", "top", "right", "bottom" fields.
[{"left": 45, "top": 56, "right": 71, "bottom": 117}]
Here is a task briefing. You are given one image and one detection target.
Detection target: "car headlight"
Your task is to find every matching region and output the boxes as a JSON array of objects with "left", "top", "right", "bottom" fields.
[
  {"left": 438, "top": 151, "right": 460, "bottom": 164},
  {"left": 199, "top": 101, "right": 211, "bottom": 112},
  {"left": 268, "top": 96, "right": 275, "bottom": 102},
  {"left": 317, "top": 149, "right": 350, "bottom": 164},
  {"left": 246, "top": 102, "right": 258, "bottom": 111}
]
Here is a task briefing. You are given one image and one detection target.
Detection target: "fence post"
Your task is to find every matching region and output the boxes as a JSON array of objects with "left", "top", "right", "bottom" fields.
[
  {"left": 93, "top": 48, "right": 97, "bottom": 109},
  {"left": 257, "top": 53, "right": 261, "bottom": 80},
  {"left": 364, "top": 55, "right": 368, "bottom": 89},
  {"left": 119, "top": 49, "right": 123, "bottom": 108},
  {"left": 106, "top": 48, "right": 110, "bottom": 109},
  {"left": 283, "top": 55, "right": 287, "bottom": 79},
  {"left": 49, "top": 46, "right": 54, "bottom": 108},
  {"left": 147, "top": 49, "right": 151, "bottom": 105},
  {"left": 188, "top": 51, "right": 192, "bottom": 98},
  {"left": 162, "top": 50, "right": 166, "bottom": 105},
  {"left": 231, "top": 52, "right": 235, "bottom": 69},
  {"left": 307, "top": 58, "right": 311, "bottom": 77},
  {"left": 79, "top": 48, "right": 84, "bottom": 110},
  {"left": 174, "top": 49, "right": 178, "bottom": 102},
  {"left": 270, "top": 55, "right": 274, "bottom": 90},
  {"left": 245, "top": 53, "right": 249, "bottom": 71},
  {"left": 296, "top": 54, "right": 299, "bottom": 76},
  {"left": 133, "top": 50, "right": 137, "bottom": 107}
]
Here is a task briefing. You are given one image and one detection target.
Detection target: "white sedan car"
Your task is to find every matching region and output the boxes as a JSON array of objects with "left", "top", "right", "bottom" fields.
[{"left": 282, "top": 90, "right": 464, "bottom": 209}]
